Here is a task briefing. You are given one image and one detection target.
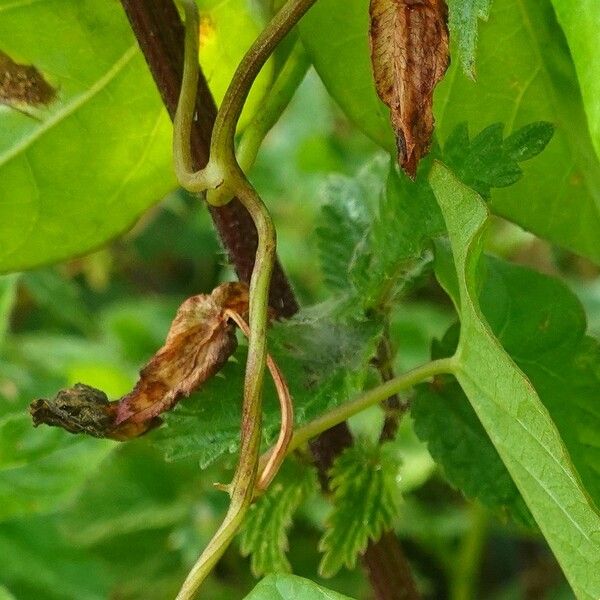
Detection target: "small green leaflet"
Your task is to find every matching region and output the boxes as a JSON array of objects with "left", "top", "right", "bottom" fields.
[
  {"left": 318, "top": 440, "right": 400, "bottom": 578},
  {"left": 0, "top": 275, "right": 18, "bottom": 345},
  {"left": 443, "top": 122, "right": 554, "bottom": 198},
  {"left": 240, "top": 458, "right": 318, "bottom": 576},
  {"left": 429, "top": 162, "right": 600, "bottom": 600},
  {"left": 244, "top": 574, "right": 354, "bottom": 600},
  {"left": 446, "top": 0, "right": 492, "bottom": 76}
]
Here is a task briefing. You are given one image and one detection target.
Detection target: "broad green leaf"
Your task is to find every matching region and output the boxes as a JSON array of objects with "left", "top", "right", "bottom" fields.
[
  {"left": 0, "top": 413, "right": 114, "bottom": 522},
  {"left": 0, "top": 516, "right": 111, "bottom": 600},
  {"left": 0, "top": 0, "right": 174, "bottom": 272},
  {"left": 300, "top": 0, "right": 600, "bottom": 263},
  {"left": 435, "top": 0, "right": 600, "bottom": 263},
  {"left": 0, "top": 0, "right": 271, "bottom": 273},
  {"left": 446, "top": 0, "right": 492, "bottom": 76},
  {"left": 412, "top": 378, "right": 531, "bottom": 523},
  {"left": 0, "top": 586, "right": 16, "bottom": 600},
  {"left": 318, "top": 441, "right": 400, "bottom": 578},
  {"left": 549, "top": 0, "right": 600, "bottom": 159},
  {"left": 245, "top": 574, "right": 354, "bottom": 600},
  {"left": 0, "top": 274, "right": 18, "bottom": 344},
  {"left": 240, "top": 458, "right": 318, "bottom": 576},
  {"left": 154, "top": 303, "right": 382, "bottom": 466},
  {"left": 60, "top": 442, "right": 192, "bottom": 546},
  {"left": 429, "top": 161, "right": 600, "bottom": 599},
  {"left": 424, "top": 247, "right": 600, "bottom": 513},
  {"left": 299, "top": 0, "right": 393, "bottom": 152},
  {"left": 197, "top": 0, "right": 273, "bottom": 125}
]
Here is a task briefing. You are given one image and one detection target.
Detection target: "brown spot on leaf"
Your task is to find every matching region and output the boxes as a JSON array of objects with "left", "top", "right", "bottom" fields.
[
  {"left": 29, "top": 282, "right": 250, "bottom": 440},
  {"left": 369, "top": 0, "right": 449, "bottom": 177},
  {"left": 0, "top": 50, "right": 56, "bottom": 108}
]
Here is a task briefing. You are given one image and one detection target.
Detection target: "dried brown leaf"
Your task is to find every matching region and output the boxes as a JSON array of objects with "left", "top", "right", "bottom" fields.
[
  {"left": 0, "top": 50, "right": 56, "bottom": 108},
  {"left": 369, "top": 0, "right": 449, "bottom": 177},
  {"left": 30, "top": 282, "right": 249, "bottom": 440}
]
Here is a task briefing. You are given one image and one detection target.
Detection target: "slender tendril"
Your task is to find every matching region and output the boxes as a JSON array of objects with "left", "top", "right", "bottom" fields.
[{"left": 173, "top": 1, "right": 317, "bottom": 597}]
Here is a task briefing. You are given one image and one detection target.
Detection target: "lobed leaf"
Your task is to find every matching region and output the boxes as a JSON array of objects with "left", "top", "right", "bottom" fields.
[
  {"left": 240, "top": 458, "right": 318, "bottom": 576},
  {"left": 318, "top": 440, "right": 400, "bottom": 577},
  {"left": 443, "top": 121, "right": 554, "bottom": 197},
  {"left": 429, "top": 161, "right": 600, "bottom": 599}
]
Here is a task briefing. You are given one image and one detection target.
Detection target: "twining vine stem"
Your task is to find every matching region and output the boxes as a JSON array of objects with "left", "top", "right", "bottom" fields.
[{"left": 173, "top": 0, "right": 316, "bottom": 598}]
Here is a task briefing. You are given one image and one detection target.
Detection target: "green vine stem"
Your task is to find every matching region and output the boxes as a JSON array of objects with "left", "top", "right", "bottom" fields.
[
  {"left": 207, "top": 42, "right": 310, "bottom": 206},
  {"left": 173, "top": 0, "right": 317, "bottom": 597},
  {"left": 269, "top": 357, "right": 457, "bottom": 459}
]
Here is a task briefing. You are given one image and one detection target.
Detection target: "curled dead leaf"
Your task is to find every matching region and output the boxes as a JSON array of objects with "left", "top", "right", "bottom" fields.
[
  {"left": 30, "top": 282, "right": 249, "bottom": 440},
  {"left": 369, "top": 0, "right": 449, "bottom": 177}
]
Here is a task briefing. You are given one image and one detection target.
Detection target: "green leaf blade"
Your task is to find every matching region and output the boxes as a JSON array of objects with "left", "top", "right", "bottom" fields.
[
  {"left": 240, "top": 459, "right": 318, "bottom": 576},
  {"left": 429, "top": 161, "right": 600, "bottom": 599},
  {"left": 318, "top": 441, "right": 400, "bottom": 578},
  {"left": 244, "top": 574, "right": 355, "bottom": 600}
]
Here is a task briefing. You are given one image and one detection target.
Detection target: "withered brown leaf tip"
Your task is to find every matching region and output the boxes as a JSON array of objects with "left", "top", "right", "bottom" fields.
[
  {"left": 29, "top": 282, "right": 250, "bottom": 440},
  {"left": 369, "top": 0, "right": 449, "bottom": 178}
]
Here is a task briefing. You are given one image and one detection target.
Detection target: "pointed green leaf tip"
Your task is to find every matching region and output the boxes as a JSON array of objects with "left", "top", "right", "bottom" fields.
[
  {"left": 429, "top": 161, "right": 600, "bottom": 600},
  {"left": 318, "top": 440, "right": 400, "bottom": 578}
]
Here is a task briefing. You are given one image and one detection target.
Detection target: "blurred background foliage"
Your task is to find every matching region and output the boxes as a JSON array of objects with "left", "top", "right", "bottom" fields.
[{"left": 1, "top": 0, "right": 600, "bottom": 597}]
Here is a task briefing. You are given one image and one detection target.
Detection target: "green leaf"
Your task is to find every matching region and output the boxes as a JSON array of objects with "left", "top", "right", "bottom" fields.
[
  {"left": 443, "top": 122, "right": 554, "bottom": 198},
  {"left": 435, "top": 0, "right": 600, "bottom": 263},
  {"left": 0, "top": 413, "right": 114, "bottom": 522},
  {"left": 549, "top": 0, "right": 600, "bottom": 159},
  {"left": 154, "top": 303, "right": 382, "bottom": 466},
  {"left": 0, "top": 0, "right": 271, "bottom": 273},
  {"left": 412, "top": 377, "right": 532, "bottom": 523},
  {"left": 0, "top": 586, "right": 16, "bottom": 600},
  {"left": 429, "top": 161, "right": 600, "bottom": 599},
  {"left": 423, "top": 246, "right": 600, "bottom": 514},
  {"left": 0, "top": 516, "right": 111, "bottom": 600},
  {"left": 318, "top": 440, "right": 400, "bottom": 578},
  {"left": 0, "top": 275, "right": 18, "bottom": 344},
  {"left": 300, "top": 0, "right": 600, "bottom": 263},
  {"left": 245, "top": 574, "right": 354, "bottom": 600},
  {"left": 60, "top": 442, "right": 193, "bottom": 546},
  {"left": 0, "top": 0, "right": 174, "bottom": 272},
  {"left": 316, "top": 174, "right": 370, "bottom": 292},
  {"left": 299, "top": 0, "right": 393, "bottom": 152},
  {"left": 240, "top": 458, "right": 318, "bottom": 576},
  {"left": 446, "top": 0, "right": 492, "bottom": 76}
]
